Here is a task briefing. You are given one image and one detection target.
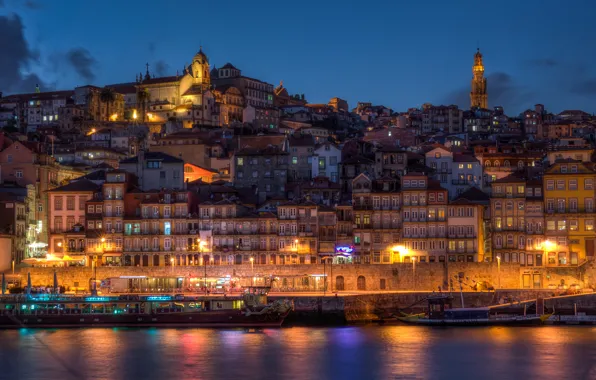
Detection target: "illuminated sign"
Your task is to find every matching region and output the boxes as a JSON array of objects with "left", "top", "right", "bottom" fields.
[
  {"left": 335, "top": 246, "right": 354, "bottom": 254},
  {"left": 84, "top": 297, "right": 112, "bottom": 302},
  {"left": 146, "top": 296, "right": 172, "bottom": 301}
]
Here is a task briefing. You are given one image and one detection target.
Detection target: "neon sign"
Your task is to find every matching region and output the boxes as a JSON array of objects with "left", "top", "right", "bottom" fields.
[
  {"left": 335, "top": 246, "right": 354, "bottom": 254},
  {"left": 84, "top": 297, "right": 112, "bottom": 302}
]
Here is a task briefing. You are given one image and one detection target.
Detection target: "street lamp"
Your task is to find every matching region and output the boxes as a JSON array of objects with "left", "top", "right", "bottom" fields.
[
  {"left": 412, "top": 256, "right": 417, "bottom": 290},
  {"left": 249, "top": 257, "right": 254, "bottom": 286},
  {"left": 496, "top": 255, "right": 501, "bottom": 289}
]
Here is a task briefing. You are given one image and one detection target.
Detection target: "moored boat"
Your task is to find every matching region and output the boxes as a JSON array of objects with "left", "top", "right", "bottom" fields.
[
  {"left": 0, "top": 286, "right": 293, "bottom": 328},
  {"left": 396, "top": 295, "right": 549, "bottom": 326}
]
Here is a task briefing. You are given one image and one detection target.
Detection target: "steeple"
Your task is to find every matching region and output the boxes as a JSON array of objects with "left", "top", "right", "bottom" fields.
[
  {"left": 144, "top": 63, "right": 151, "bottom": 81},
  {"left": 470, "top": 48, "right": 487, "bottom": 109}
]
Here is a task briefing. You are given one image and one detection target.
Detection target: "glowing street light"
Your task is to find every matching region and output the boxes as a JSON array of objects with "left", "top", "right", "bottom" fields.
[
  {"left": 249, "top": 257, "right": 254, "bottom": 285},
  {"left": 496, "top": 255, "right": 501, "bottom": 289}
]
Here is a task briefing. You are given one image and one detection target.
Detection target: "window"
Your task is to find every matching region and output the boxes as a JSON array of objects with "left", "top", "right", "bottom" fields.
[
  {"left": 494, "top": 217, "right": 502, "bottom": 229},
  {"left": 558, "top": 220, "right": 566, "bottom": 231},
  {"left": 237, "top": 157, "right": 244, "bottom": 166},
  {"left": 318, "top": 157, "right": 326, "bottom": 169},
  {"left": 7, "top": 155, "right": 12, "bottom": 163},
  {"left": 569, "top": 180, "right": 577, "bottom": 191},
  {"left": 556, "top": 180, "right": 565, "bottom": 190},
  {"left": 88, "top": 205, "right": 95, "bottom": 213},
  {"left": 586, "top": 220, "right": 594, "bottom": 231},
  {"left": 585, "top": 179, "right": 594, "bottom": 190},
  {"left": 546, "top": 180, "right": 554, "bottom": 190},
  {"left": 547, "top": 221, "right": 555, "bottom": 231},
  {"left": 15, "top": 170, "right": 23, "bottom": 178},
  {"left": 147, "top": 161, "right": 161, "bottom": 169},
  {"left": 518, "top": 202, "right": 525, "bottom": 211},
  {"left": 292, "top": 157, "right": 298, "bottom": 165},
  {"left": 66, "top": 196, "right": 75, "bottom": 210},
  {"left": 54, "top": 196, "right": 63, "bottom": 210},
  {"left": 570, "top": 220, "right": 578, "bottom": 231},
  {"left": 435, "top": 153, "right": 441, "bottom": 158}
]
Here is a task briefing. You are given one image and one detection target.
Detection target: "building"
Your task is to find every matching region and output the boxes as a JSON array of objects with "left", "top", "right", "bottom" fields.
[
  {"left": 0, "top": 193, "right": 27, "bottom": 263},
  {"left": 312, "top": 143, "right": 341, "bottom": 183},
  {"left": 119, "top": 151, "right": 185, "bottom": 191},
  {"left": 448, "top": 188, "right": 488, "bottom": 262},
  {"left": 212, "top": 63, "right": 274, "bottom": 108},
  {"left": 47, "top": 179, "right": 100, "bottom": 260},
  {"left": 400, "top": 174, "right": 448, "bottom": 263},
  {"left": 232, "top": 135, "right": 289, "bottom": 201},
  {"left": 288, "top": 134, "right": 315, "bottom": 181},
  {"left": 470, "top": 49, "right": 488, "bottom": 109},
  {"left": 374, "top": 146, "right": 408, "bottom": 178},
  {"left": 351, "top": 174, "right": 401, "bottom": 264},
  {"left": 421, "top": 104, "right": 463, "bottom": 134},
  {"left": 543, "top": 160, "right": 596, "bottom": 266}
]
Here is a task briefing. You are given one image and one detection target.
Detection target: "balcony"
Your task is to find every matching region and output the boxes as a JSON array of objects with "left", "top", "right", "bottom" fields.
[
  {"left": 16, "top": 214, "right": 26, "bottom": 221},
  {"left": 447, "top": 234, "right": 477, "bottom": 239},
  {"left": 546, "top": 208, "right": 593, "bottom": 215}
]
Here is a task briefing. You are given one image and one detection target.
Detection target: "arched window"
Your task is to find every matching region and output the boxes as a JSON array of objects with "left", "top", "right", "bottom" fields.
[
  {"left": 504, "top": 160, "right": 510, "bottom": 167},
  {"left": 336, "top": 276, "right": 345, "bottom": 291},
  {"left": 495, "top": 235, "right": 503, "bottom": 247},
  {"left": 506, "top": 201, "right": 513, "bottom": 210},
  {"left": 485, "top": 161, "right": 491, "bottom": 167},
  {"left": 357, "top": 276, "right": 366, "bottom": 290},
  {"left": 519, "top": 236, "right": 525, "bottom": 248},
  {"left": 517, "top": 161, "right": 524, "bottom": 169},
  {"left": 495, "top": 201, "right": 502, "bottom": 210},
  {"left": 494, "top": 160, "right": 500, "bottom": 167},
  {"left": 507, "top": 234, "right": 514, "bottom": 246}
]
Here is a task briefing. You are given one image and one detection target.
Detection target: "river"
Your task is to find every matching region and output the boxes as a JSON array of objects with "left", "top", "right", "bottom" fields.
[{"left": 0, "top": 326, "right": 594, "bottom": 380}]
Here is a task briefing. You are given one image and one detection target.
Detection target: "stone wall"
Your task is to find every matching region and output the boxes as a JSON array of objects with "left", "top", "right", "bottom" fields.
[{"left": 23, "top": 261, "right": 595, "bottom": 291}]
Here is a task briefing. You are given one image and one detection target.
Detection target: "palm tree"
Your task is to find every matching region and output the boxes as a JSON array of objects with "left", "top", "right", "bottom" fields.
[
  {"left": 100, "top": 87, "right": 116, "bottom": 121},
  {"left": 136, "top": 88, "right": 151, "bottom": 122}
]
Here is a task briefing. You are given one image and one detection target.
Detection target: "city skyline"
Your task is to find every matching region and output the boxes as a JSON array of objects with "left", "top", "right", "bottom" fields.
[{"left": 1, "top": 0, "right": 595, "bottom": 114}]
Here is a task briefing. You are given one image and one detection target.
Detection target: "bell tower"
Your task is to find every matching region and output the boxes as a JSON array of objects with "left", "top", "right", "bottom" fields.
[
  {"left": 191, "top": 47, "right": 211, "bottom": 87},
  {"left": 470, "top": 48, "right": 487, "bottom": 109}
]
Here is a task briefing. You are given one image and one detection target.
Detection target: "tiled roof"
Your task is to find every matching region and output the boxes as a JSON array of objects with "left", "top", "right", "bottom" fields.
[
  {"left": 140, "top": 75, "right": 180, "bottom": 85},
  {"left": 48, "top": 179, "right": 100, "bottom": 193},
  {"left": 120, "top": 151, "right": 183, "bottom": 164},
  {"left": 451, "top": 187, "right": 490, "bottom": 204}
]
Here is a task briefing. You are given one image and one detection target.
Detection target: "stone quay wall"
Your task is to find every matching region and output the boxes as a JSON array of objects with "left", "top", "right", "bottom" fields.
[{"left": 23, "top": 261, "right": 595, "bottom": 292}]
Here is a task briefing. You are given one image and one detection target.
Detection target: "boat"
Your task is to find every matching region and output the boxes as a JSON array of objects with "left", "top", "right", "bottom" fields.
[
  {"left": 396, "top": 295, "right": 549, "bottom": 326},
  {"left": 0, "top": 286, "right": 293, "bottom": 328}
]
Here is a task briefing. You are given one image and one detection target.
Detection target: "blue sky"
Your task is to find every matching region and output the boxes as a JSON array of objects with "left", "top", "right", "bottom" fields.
[{"left": 2, "top": 0, "right": 596, "bottom": 114}]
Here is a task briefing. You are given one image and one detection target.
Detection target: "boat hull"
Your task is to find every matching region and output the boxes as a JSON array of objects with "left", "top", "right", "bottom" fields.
[
  {"left": 0, "top": 310, "right": 288, "bottom": 329},
  {"left": 397, "top": 315, "right": 545, "bottom": 326}
]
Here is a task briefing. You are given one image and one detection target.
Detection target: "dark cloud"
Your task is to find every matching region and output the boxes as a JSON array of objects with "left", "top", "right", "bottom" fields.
[
  {"left": 440, "top": 71, "right": 533, "bottom": 113},
  {"left": 66, "top": 48, "right": 96, "bottom": 83},
  {"left": 154, "top": 60, "right": 169, "bottom": 77},
  {"left": 526, "top": 58, "right": 558, "bottom": 68},
  {"left": 24, "top": 0, "right": 41, "bottom": 9},
  {"left": 570, "top": 78, "right": 596, "bottom": 96},
  {"left": 0, "top": 13, "right": 48, "bottom": 93}
]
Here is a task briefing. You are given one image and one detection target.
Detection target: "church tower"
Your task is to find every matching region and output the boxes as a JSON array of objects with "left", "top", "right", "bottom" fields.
[
  {"left": 191, "top": 47, "right": 211, "bottom": 87},
  {"left": 470, "top": 48, "right": 487, "bottom": 109}
]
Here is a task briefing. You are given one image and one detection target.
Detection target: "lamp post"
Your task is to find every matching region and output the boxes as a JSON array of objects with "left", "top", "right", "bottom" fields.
[
  {"left": 412, "top": 256, "right": 417, "bottom": 291},
  {"left": 496, "top": 255, "right": 501, "bottom": 289},
  {"left": 11, "top": 259, "right": 14, "bottom": 275},
  {"left": 249, "top": 257, "right": 254, "bottom": 286}
]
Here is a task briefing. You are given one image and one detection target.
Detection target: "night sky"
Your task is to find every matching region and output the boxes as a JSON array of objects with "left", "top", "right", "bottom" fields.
[{"left": 1, "top": 0, "right": 595, "bottom": 115}]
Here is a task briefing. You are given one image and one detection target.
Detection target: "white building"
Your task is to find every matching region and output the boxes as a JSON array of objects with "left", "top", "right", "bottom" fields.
[
  {"left": 311, "top": 143, "right": 341, "bottom": 183},
  {"left": 425, "top": 145, "right": 483, "bottom": 199}
]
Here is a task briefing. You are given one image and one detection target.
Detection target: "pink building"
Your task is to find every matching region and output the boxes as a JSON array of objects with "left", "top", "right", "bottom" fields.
[{"left": 47, "top": 179, "right": 100, "bottom": 258}]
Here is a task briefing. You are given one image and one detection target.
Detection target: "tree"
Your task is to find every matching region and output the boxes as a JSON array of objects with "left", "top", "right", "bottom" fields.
[
  {"left": 100, "top": 87, "right": 116, "bottom": 121},
  {"left": 136, "top": 88, "right": 151, "bottom": 122}
]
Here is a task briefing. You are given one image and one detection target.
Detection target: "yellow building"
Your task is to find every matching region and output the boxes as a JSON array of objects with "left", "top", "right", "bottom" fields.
[{"left": 543, "top": 160, "right": 596, "bottom": 266}]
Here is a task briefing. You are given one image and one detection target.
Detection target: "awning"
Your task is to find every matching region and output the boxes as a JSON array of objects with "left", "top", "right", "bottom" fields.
[{"left": 101, "top": 253, "right": 122, "bottom": 257}]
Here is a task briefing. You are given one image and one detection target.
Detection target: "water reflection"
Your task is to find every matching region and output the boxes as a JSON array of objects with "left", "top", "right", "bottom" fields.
[{"left": 0, "top": 327, "right": 593, "bottom": 380}]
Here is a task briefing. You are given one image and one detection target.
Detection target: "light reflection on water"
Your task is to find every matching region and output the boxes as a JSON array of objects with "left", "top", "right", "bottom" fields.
[{"left": 0, "top": 326, "right": 594, "bottom": 380}]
